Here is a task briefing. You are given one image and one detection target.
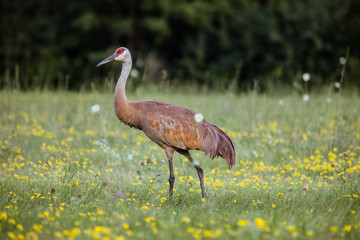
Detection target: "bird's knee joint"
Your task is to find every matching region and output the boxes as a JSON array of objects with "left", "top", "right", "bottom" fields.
[
  {"left": 169, "top": 176, "right": 175, "bottom": 184},
  {"left": 194, "top": 165, "right": 203, "bottom": 173}
]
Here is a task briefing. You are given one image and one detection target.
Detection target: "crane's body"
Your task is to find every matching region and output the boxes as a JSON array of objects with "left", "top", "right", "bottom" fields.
[{"left": 97, "top": 47, "right": 236, "bottom": 199}]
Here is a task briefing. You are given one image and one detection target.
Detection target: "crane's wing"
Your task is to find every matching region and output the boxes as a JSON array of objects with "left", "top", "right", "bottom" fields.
[
  {"left": 133, "top": 100, "right": 235, "bottom": 169},
  {"left": 138, "top": 100, "right": 199, "bottom": 149}
]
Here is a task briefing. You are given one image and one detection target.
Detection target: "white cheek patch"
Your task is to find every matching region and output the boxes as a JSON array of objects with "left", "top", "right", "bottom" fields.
[
  {"left": 115, "top": 50, "right": 127, "bottom": 61},
  {"left": 115, "top": 55, "right": 123, "bottom": 61}
]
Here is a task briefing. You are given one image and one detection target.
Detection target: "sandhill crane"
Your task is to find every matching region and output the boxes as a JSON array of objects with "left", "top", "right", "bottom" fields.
[{"left": 97, "top": 47, "right": 235, "bottom": 199}]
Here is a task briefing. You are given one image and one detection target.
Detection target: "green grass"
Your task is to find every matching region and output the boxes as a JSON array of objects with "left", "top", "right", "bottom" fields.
[{"left": 0, "top": 89, "right": 359, "bottom": 240}]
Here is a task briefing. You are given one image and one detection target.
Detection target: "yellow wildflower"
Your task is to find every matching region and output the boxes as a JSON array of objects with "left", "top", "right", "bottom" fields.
[
  {"left": 181, "top": 216, "right": 191, "bottom": 223},
  {"left": 16, "top": 224, "right": 23, "bottom": 231},
  {"left": 287, "top": 226, "right": 296, "bottom": 232},
  {"left": 94, "top": 226, "right": 111, "bottom": 235},
  {"left": 145, "top": 217, "right": 155, "bottom": 222},
  {"left": 123, "top": 223, "right": 130, "bottom": 230},
  {"left": 17, "top": 233, "right": 25, "bottom": 240},
  {"left": 343, "top": 225, "right": 351, "bottom": 232},
  {"left": 8, "top": 218, "right": 16, "bottom": 225},
  {"left": 237, "top": 219, "right": 248, "bottom": 227},
  {"left": 203, "top": 228, "right": 222, "bottom": 238},
  {"left": 0, "top": 212, "right": 7, "bottom": 220},
  {"left": 254, "top": 218, "right": 269, "bottom": 231},
  {"left": 7, "top": 232, "right": 16, "bottom": 239}
]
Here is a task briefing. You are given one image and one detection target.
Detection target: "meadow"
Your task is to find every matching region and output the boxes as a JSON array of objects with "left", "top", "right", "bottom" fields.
[{"left": 0, "top": 89, "right": 359, "bottom": 240}]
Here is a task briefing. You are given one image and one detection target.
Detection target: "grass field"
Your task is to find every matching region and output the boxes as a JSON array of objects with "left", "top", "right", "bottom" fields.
[{"left": 0, "top": 89, "right": 359, "bottom": 240}]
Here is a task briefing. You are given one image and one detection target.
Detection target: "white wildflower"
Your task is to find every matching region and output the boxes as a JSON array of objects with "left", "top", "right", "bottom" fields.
[
  {"left": 303, "top": 94, "right": 310, "bottom": 102},
  {"left": 302, "top": 73, "right": 311, "bottom": 82},
  {"left": 334, "top": 82, "right": 341, "bottom": 89},
  {"left": 339, "top": 57, "right": 346, "bottom": 65},
  {"left": 91, "top": 104, "right": 100, "bottom": 114},
  {"left": 278, "top": 100, "right": 284, "bottom": 106},
  {"left": 194, "top": 113, "right": 204, "bottom": 123},
  {"left": 130, "top": 69, "right": 139, "bottom": 78},
  {"left": 96, "top": 139, "right": 121, "bottom": 160}
]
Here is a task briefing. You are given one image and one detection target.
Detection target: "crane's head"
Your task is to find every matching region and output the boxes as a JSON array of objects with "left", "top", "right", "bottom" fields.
[{"left": 97, "top": 47, "right": 131, "bottom": 67}]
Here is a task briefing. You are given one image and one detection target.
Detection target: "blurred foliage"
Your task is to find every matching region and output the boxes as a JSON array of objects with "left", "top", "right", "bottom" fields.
[{"left": 0, "top": 0, "right": 359, "bottom": 91}]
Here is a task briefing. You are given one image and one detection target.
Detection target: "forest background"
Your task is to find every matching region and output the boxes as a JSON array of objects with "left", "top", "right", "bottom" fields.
[{"left": 1, "top": 0, "right": 359, "bottom": 92}]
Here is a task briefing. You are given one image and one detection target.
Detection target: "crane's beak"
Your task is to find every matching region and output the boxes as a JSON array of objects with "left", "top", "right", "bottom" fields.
[{"left": 97, "top": 54, "right": 116, "bottom": 67}]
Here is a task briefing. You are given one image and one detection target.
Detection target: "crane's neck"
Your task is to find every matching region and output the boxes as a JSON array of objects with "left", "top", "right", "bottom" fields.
[
  {"left": 115, "top": 61, "right": 131, "bottom": 102},
  {"left": 114, "top": 59, "right": 132, "bottom": 122}
]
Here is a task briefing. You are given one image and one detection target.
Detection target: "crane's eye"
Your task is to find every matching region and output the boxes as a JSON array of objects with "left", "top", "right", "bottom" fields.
[{"left": 115, "top": 48, "right": 125, "bottom": 56}]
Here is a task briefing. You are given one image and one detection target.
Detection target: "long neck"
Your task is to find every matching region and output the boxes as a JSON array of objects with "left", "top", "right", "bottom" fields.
[
  {"left": 114, "top": 60, "right": 132, "bottom": 122},
  {"left": 115, "top": 61, "right": 131, "bottom": 103}
]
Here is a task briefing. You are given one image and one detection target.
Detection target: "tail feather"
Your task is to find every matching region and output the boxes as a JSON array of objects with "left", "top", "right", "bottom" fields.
[
  {"left": 198, "top": 120, "right": 236, "bottom": 170},
  {"left": 200, "top": 124, "right": 235, "bottom": 169}
]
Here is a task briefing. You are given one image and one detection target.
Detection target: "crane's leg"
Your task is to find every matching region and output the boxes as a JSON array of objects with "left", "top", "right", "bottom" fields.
[
  {"left": 165, "top": 148, "right": 175, "bottom": 199},
  {"left": 193, "top": 164, "right": 205, "bottom": 199},
  {"left": 176, "top": 150, "right": 205, "bottom": 199}
]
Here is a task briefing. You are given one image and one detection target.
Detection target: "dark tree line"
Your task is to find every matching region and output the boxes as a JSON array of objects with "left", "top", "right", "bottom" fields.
[{"left": 1, "top": 0, "right": 359, "bottom": 91}]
